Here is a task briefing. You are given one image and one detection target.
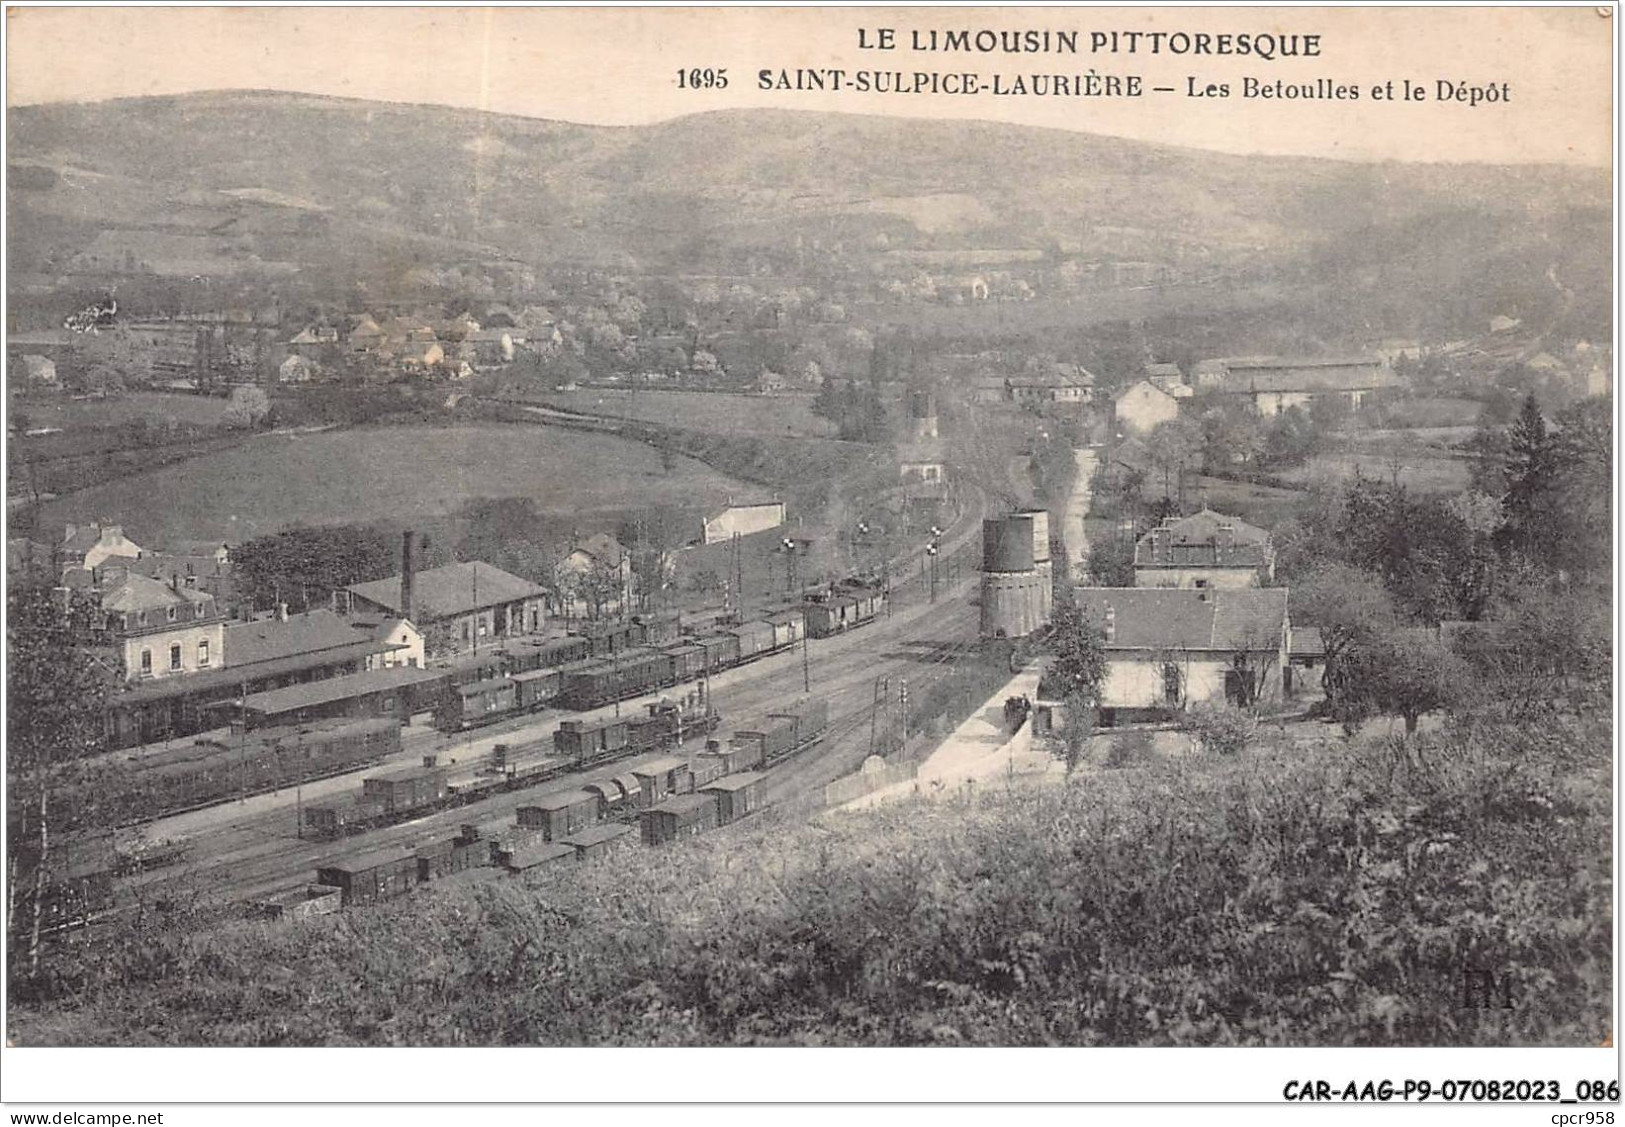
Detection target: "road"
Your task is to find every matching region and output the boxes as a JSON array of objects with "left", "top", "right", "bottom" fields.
[
  {"left": 1059, "top": 447, "right": 1098, "bottom": 581},
  {"left": 122, "top": 489, "right": 992, "bottom": 906}
]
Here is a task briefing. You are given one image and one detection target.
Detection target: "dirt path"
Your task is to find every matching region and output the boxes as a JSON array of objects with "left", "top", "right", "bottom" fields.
[{"left": 1060, "top": 447, "right": 1097, "bottom": 580}]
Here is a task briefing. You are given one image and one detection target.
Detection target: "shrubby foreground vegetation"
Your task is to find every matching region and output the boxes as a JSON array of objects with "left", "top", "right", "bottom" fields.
[{"left": 12, "top": 702, "right": 1609, "bottom": 1047}]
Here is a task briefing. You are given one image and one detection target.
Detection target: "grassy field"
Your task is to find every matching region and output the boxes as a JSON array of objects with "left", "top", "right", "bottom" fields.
[
  {"left": 1279, "top": 451, "right": 1473, "bottom": 495},
  {"left": 36, "top": 423, "right": 762, "bottom": 544},
  {"left": 526, "top": 388, "right": 836, "bottom": 438}
]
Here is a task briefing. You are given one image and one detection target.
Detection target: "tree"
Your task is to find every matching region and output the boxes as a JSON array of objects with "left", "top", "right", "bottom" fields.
[
  {"left": 1341, "top": 627, "right": 1468, "bottom": 734},
  {"left": 1046, "top": 600, "right": 1107, "bottom": 704},
  {"left": 7, "top": 585, "right": 112, "bottom": 983},
  {"left": 1085, "top": 539, "right": 1137, "bottom": 591},
  {"left": 1060, "top": 697, "right": 1098, "bottom": 774},
  {"left": 1294, "top": 562, "right": 1400, "bottom": 710},
  {"left": 233, "top": 525, "right": 399, "bottom": 613},
  {"left": 1499, "top": 393, "right": 1553, "bottom": 559},
  {"left": 223, "top": 385, "right": 271, "bottom": 430},
  {"left": 1143, "top": 416, "right": 1202, "bottom": 503}
]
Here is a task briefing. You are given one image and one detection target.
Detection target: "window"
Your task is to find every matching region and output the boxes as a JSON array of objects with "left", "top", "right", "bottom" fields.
[
  {"left": 170, "top": 644, "right": 183, "bottom": 671},
  {"left": 140, "top": 649, "right": 152, "bottom": 675},
  {"left": 1163, "top": 663, "right": 1182, "bottom": 706},
  {"left": 167, "top": 606, "right": 177, "bottom": 622},
  {"left": 198, "top": 640, "right": 210, "bottom": 667},
  {"left": 382, "top": 696, "right": 396, "bottom": 712},
  {"left": 1194, "top": 578, "right": 1209, "bottom": 589}
]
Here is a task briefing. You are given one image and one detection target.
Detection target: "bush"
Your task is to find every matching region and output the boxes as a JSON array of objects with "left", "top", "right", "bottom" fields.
[
  {"left": 1105, "top": 729, "right": 1156, "bottom": 768},
  {"left": 1181, "top": 704, "right": 1256, "bottom": 756}
]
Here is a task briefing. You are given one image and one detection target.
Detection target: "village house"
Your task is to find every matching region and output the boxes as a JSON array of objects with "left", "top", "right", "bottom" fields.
[
  {"left": 1066, "top": 586, "right": 1291, "bottom": 724},
  {"left": 1208, "top": 356, "right": 1400, "bottom": 416},
  {"left": 558, "top": 534, "right": 634, "bottom": 620},
  {"left": 1005, "top": 367, "right": 1093, "bottom": 406},
  {"left": 278, "top": 354, "right": 320, "bottom": 383},
  {"left": 1134, "top": 508, "right": 1275, "bottom": 588},
  {"left": 343, "top": 560, "right": 546, "bottom": 658},
  {"left": 465, "top": 328, "right": 515, "bottom": 366},
  {"left": 61, "top": 523, "right": 144, "bottom": 571},
  {"left": 1113, "top": 379, "right": 1181, "bottom": 435},
  {"left": 286, "top": 325, "right": 339, "bottom": 359},
  {"left": 1144, "top": 362, "right": 1194, "bottom": 399},
  {"left": 348, "top": 316, "right": 386, "bottom": 353},
  {"left": 897, "top": 436, "right": 947, "bottom": 484}
]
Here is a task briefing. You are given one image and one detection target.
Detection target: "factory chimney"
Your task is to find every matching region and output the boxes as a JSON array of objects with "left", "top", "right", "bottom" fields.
[{"left": 400, "top": 530, "right": 416, "bottom": 622}]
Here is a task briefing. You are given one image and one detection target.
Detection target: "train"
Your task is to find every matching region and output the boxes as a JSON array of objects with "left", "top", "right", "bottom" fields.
[
  {"left": 301, "top": 696, "right": 729, "bottom": 841},
  {"left": 433, "top": 585, "right": 882, "bottom": 731},
  {"left": 21, "top": 718, "right": 403, "bottom": 835}
]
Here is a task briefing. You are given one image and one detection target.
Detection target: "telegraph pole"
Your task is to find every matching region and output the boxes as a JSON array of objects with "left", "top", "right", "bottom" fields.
[{"left": 800, "top": 620, "right": 811, "bottom": 694}]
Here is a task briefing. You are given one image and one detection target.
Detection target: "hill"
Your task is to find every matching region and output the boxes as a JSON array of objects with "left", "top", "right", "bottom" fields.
[{"left": 7, "top": 92, "right": 1609, "bottom": 307}]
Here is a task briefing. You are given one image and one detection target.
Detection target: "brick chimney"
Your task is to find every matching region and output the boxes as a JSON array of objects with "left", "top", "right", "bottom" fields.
[{"left": 400, "top": 530, "right": 416, "bottom": 622}]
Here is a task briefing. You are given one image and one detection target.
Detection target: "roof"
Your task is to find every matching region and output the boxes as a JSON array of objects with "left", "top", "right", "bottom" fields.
[
  {"left": 226, "top": 609, "right": 391, "bottom": 667},
  {"left": 560, "top": 823, "right": 634, "bottom": 848},
  {"left": 1145, "top": 362, "right": 1184, "bottom": 380},
  {"left": 573, "top": 533, "right": 627, "bottom": 563},
  {"left": 1072, "top": 587, "right": 1288, "bottom": 652},
  {"left": 345, "top": 561, "right": 545, "bottom": 620},
  {"left": 631, "top": 755, "right": 688, "bottom": 777},
  {"left": 1289, "top": 626, "right": 1325, "bottom": 658},
  {"left": 702, "top": 771, "right": 765, "bottom": 792},
  {"left": 288, "top": 326, "right": 338, "bottom": 345},
  {"left": 522, "top": 789, "right": 597, "bottom": 811},
  {"left": 318, "top": 846, "right": 416, "bottom": 874},
  {"left": 1007, "top": 370, "right": 1088, "bottom": 389},
  {"left": 1135, "top": 508, "right": 1272, "bottom": 568},
  {"left": 506, "top": 843, "right": 577, "bottom": 867},
  {"left": 64, "top": 524, "right": 135, "bottom": 553},
  {"left": 898, "top": 439, "right": 947, "bottom": 464},
  {"left": 100, "top": 572, "right": 215, "bottom": 616},
  {"left": 1220, "top": 356, "right": 1398, "bottom": 394},
  {"left": 237, "top": 665, "right": 445, "bottom": 716},
  {"left": 1115, "top": 379, "right": 1177, "bottom": 404}
]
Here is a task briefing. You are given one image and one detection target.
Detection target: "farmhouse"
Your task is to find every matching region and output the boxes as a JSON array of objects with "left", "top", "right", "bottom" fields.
[
  {"left": 62, "top": 523, "right": 144, "bottom": 571},
  {"left": 344, "top": 560, "right": 546, "bottom": 657},
  {"left": 1113, "top": 379, "right": 1180, "bottom": 435},
  {"left": 702, "top": 500, "right": 787, "bottom": 545},
  {"left": 1070, "top": 586, "right": 1290, "bottom": 724},
  {"left": 1208, "top": 356, "right": 1400, "bottom": 416},
  {"left": 1005, "top": 367, "right": 1092, "bottom": 405},
  {"left": 1134, "top": 509, "right": 1274, "bottom": 588}
]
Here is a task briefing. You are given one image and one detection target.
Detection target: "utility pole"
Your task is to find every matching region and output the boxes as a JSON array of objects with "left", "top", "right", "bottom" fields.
[
  {"left": 800, "top": 620, "right": 811, "bottom": 694},
  {"left": 870, "top": 675, "right": 890, "bottom": 756},
  {"left": 295, "top": 728, "right": 304, "bottom": 840}
]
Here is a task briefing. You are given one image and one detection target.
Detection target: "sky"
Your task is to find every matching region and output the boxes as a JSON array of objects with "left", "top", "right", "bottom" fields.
[{"left": 5, "top": 5, "right": 1614, "bottom": 166}]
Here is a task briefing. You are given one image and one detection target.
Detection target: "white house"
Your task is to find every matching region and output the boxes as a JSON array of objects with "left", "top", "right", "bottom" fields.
[
  {"left": 1068, "top": 586, "right": 1290, "bottom": 723},
  {"left": 279, "top": 355, "right": 319, "bottom": 383},
  {"left": 1113, "top": 379, "right": 1181, "bottom": 434},
  {"left": 62, "top": 523, "right": 144, "bottom": 571}
]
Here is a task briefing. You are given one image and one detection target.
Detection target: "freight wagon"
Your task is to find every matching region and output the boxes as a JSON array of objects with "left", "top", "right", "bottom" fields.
[
  {"left": 315, "top": 848, "right": 420, "bottom": 907},
  {"left": 517, "top": 790, "right": 600, "bottom": 841},
  {"left": 729, "top": 620, "right": 777, "bottom": 662},
  {"left": 703, "top": 771, "right": 766, "bottom": 825},
  {"left": 559, "top": 822, "right": 636, "bottom": 861},
  {"left": 415, "top": 837, "right": 481, "bottom": 881},
  {"left": 361, "top": 764, "right": 449, "bottom": 815},
  {"left": 503, "top": 843, "right": 576, "bottom": 873},
  {"left": 639, "top": 793, "right": 720, "bottom": 845},
  {"left": 630, "top": 756, "right": 692, "bottom": 808},
  {"left": 692, "top": 633, "right": 740, "bottom": 672}
]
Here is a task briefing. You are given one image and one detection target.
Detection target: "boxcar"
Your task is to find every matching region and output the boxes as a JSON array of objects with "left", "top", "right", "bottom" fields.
[
  {"left": 703, "top": 771, "right": 767, "bottom": 825},
  {"left": 734, "top": 716, "right": 798, "bottom": 764},
  {"left": 360, "top": 765, "right": 448, "bottom": 815},
  {"left": 764, "top": 613, "right": 803, "bottom": 650},
  {"left": 302, "top": 797, "right": 386, "bottom": 839},
  {"left": 720, "top": 734, "right": 767, "bottom": 773},
  {"left": 517, "top": 789, "right": 600, "bottom": 841},
  {"left": 693, "top": 633, "right": 740, "bottom": 672},
  {"left": 512, "top": 667, "right": 561, "bottom": 711},
  {"left": 630, "top": 755, "right": 692, "bottom": 808},
  {"left": 662, "top": 644, "right": 707, "bottom": 685},
  {"left": 503, "top": 842, "right": 576, "bottom": 873},
  {"left": 559, "top": 822, "right": 636, "bottom": 861},
  {"left": 454, "top": 679, "right": 517, "bottom": 727},
  {"left": 415, "top": 836, "right": 480, "bottom": 881},
  {"left": 639, "top": 793, "right": 720, "bottom": 845},
  {"left": 583, "top": 778, "right": 632, "bottom": 820},
  {"left": 688, "top": 754, "right": 726, "bottom": 790},
  {"left": 729, "top": 620, "right": 776, "bottom": 662},
  {"left": 635, "top": 612, "right": 681, "bottom": 647},
  {"left": 766, "top": 698, "right": 830, "bottom": 752},
  {"left": 554, "top": 716, "right": 630, "bottom": 762},
  {"left": 315, "top": 847, "right": 420, "bottom": 907}
]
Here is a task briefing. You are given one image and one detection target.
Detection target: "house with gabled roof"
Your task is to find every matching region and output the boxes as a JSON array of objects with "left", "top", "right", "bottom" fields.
[
  {"left": 1066, "top": 586, "right": 1290, "bottom": 722},
  {"left": 343, "top": 560, "right": 546, "bottom": 657},
  {"left": 1134, "top": 508, "right": 1274, "bottom": 588},
  {"left": 1207, "top": 355, "right": 1400, "bottom": 416}
]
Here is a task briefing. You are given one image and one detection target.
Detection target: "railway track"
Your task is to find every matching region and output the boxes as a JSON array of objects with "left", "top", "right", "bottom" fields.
[{"left": 114, "top": 485, "right": 994, "bottom": 909}]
